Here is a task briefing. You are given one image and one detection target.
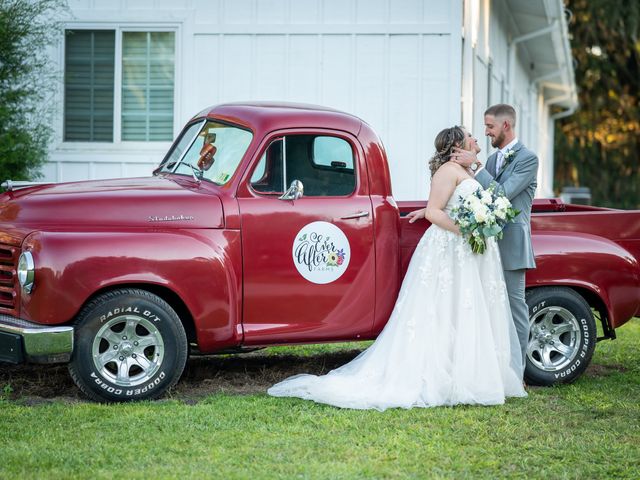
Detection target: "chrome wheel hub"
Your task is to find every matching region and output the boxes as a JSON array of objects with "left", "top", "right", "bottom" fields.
[
  {"left": 118, "top": 341, "right": 134, "bottom": 357},
  {"left": 528, "top": 306, "right": 581, "bottom": 372},
  {"left": 92, "top": 315, "right": 165, "bottom": 387}
]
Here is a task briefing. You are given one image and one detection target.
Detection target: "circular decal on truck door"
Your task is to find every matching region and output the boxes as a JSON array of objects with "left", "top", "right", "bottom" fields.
[{"left": 292, "top": 221, "right": 351, "bottom": 284}]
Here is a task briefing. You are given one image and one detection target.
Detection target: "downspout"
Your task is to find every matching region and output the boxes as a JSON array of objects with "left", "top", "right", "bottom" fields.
[
  {"left": 550, "top": 104, "right": 577, "bottom": 120},
  {"left": 543, "top": 87, "right": 577, "bottom": 119},
  {"left": 548, "top": 80, "right": 578, "bottom": 120},
  {"left": 508, "top": 22, "right": 563, "bottom": 197},
  {"left": 541, "top": 92, "right": 576, "bottom": 199},
  {"left": 551, "top": 5, "right": 578, "bottom": 120}
]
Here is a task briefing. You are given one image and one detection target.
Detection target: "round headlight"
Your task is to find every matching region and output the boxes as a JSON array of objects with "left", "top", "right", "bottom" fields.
[{"left": 17, "top": 251, "right": 35, "bottom": 293}]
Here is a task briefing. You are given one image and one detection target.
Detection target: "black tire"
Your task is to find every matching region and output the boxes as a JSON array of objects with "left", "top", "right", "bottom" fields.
[
  {"left": 69, "top": 288, "right": 188, "bottom": 402},
  {"left": 524, "top": 287, "right": 596, "bottom": 386}
]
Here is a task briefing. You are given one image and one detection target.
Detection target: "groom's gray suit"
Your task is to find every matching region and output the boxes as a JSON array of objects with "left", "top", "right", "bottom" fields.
[{"left": 475, "top": 142, "right": 538, "bottom": 369}]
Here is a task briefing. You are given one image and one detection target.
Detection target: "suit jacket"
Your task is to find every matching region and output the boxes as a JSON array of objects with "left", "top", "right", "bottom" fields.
[{"left": 475, "top": 142, "right": 538, "bottom": 271}]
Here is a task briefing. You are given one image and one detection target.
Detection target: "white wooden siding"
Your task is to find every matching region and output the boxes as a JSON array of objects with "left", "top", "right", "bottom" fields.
[
  {"left": 45, "top": 0, "right": 562, "bottom": 199},
  {"left": 187, "top": 28, "right": 461, "bottom": 200}
]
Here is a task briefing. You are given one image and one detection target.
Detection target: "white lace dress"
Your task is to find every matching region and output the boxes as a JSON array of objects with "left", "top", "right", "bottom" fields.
[{"left": 268, "top": 178, "right": 527, "bottom": 410}]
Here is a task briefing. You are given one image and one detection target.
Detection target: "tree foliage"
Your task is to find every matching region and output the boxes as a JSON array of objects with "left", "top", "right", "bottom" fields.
[
  {"left": 0, "top": 0, "right": 67, "bottom": 182},
  {"left": 554, "top": 0, "right": 640, "bottom": 208}
]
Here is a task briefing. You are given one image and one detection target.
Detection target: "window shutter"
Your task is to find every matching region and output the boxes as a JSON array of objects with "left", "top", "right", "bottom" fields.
[
  {"left": 64, "top": 30, "right": 115, "bottom": 141},
  {"left": 121, "top": 32, "right": 175, "bottom": 141}
]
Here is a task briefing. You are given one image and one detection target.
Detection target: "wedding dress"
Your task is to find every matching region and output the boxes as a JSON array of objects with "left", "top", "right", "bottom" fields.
[{"left": 268, "top": 178, "right": 527, "bottom": 410}]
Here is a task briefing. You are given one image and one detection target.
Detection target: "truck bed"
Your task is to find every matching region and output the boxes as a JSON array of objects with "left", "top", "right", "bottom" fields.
[{"left": 397, "top": 199, "right": 640, "bottom": 293}]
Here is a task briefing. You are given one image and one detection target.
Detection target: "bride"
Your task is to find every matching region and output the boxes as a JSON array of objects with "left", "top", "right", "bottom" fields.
[{"left": 267, "top": 126, "right": 527, "bottom": 410}]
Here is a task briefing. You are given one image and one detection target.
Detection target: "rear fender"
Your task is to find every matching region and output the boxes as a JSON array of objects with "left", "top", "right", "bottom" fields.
[{"left": 528, "top": 232, "right": 640, "bottom": 328}]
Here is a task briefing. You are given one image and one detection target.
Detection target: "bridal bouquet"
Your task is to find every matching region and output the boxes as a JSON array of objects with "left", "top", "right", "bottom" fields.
[{"left": 451, "top": 185, "right": 519, "bottom": 254}]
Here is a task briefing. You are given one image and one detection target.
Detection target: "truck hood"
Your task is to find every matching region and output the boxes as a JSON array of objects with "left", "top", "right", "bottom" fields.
[{"left": 0, "top": 176, "right": 224, "bottom": 233}]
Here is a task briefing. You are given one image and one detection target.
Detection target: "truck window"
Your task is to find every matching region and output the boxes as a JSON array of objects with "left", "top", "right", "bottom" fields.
[
  {"left": 250, "top": 135, "right": 355, "bottom": 197},
  {"left": 250, "top": 139, "right": 284, "bottom": 194},
  {"left": 161, "top": 121, "right": 204, "bottom": 169},
  {"left": 313, "top": 136, "right": 354, "bottom": 170},
  {"left": 158, "top": 120, "right": 252, "bottom": 185}
]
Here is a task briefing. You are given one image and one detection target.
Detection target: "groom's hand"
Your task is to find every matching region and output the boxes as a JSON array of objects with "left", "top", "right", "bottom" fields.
[
  {"left": 406, "top": 208, "right": 426, "bottom": 223},
  {"left": 451, "top": 147, "right": 477, "bottom": 168}
]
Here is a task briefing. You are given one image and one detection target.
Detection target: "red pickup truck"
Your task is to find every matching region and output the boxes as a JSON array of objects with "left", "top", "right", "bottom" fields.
[{"left": 1, "top": 102, "right": 639, "bottom": 402}]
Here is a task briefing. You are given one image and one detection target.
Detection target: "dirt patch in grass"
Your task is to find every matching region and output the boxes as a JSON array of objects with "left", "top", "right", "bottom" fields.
[
  {"left": 175, "top": 350, "right": 360, "bottom": 398},
  {"left": 5, "top": 351, "right": 621, "bottom": 405},
  {"left": 585, "top": 363, "right": 627, "bottom": 377},
  {"left": 0, "top": 349, "right": 364, "bottom": 404}
]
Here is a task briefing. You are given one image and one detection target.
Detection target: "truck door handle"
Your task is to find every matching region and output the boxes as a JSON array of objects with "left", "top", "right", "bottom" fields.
[{"left": 340, "top": 211, "right": 370, "bottom": 220}]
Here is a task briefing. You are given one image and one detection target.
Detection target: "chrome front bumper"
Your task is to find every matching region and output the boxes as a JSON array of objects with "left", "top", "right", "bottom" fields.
[{"left": 0, "top": 315, "right": 73, "bottom": 364}]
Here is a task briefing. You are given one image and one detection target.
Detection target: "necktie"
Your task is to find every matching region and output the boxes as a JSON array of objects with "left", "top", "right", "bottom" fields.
[{"left": 495, "top": 151, "right": 504, "bottom": 174}]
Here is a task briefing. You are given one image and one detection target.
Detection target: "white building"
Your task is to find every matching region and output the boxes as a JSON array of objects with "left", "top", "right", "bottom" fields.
[{"left": 45, "top": 0, "right": 577, "bottom": 199}]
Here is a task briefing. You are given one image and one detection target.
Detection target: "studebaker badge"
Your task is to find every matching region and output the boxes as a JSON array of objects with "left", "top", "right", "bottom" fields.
[{"left": 148, "top": 215, "right": 195, "bottom": 222}]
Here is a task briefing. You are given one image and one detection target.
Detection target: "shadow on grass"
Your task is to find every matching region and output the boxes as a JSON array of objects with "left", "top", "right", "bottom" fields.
[{"left": 0, "top": 348, "right": 366, "bottom": 405}]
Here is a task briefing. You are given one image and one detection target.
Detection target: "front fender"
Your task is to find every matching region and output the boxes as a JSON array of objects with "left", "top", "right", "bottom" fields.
[
  {"left": 20, "top": 229, "right": 242, "bottom": 351},
  {"left": 528, "top": 231, "right": 640, "bottom": 328}
]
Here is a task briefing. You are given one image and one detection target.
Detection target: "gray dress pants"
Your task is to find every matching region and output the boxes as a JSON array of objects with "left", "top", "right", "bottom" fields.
[{"left": 503, "top": 269, "right": 529, "bottom": 370}]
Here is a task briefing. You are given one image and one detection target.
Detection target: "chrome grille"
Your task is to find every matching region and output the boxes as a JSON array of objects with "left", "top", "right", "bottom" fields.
[{"left": 0, "top": 244, "right": 18, "bottom": 315}]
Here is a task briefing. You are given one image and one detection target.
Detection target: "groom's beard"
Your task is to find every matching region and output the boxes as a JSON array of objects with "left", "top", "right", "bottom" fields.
[{"left": 490, "top": 131, "right": 506, "bottom": 148}]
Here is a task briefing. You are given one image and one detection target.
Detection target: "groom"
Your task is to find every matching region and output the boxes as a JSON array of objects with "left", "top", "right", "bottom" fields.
[{"left": 454, "top": 104, "right": 538, "bottom": 370}]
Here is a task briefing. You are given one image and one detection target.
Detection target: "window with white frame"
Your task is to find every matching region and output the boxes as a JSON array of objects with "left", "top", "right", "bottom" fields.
[{"left": 64, "top": 29, "right": 175, "bottom": 143}]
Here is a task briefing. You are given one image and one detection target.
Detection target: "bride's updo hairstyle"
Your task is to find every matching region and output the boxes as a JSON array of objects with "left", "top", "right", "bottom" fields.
[{"left": 429, "top": 126, "right": 466, "bottom": 178}]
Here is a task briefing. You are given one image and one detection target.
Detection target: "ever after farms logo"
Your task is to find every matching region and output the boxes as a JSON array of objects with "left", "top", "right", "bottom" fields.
[{"left": 292, "top": 221, "right": 351, "bottom": 284}]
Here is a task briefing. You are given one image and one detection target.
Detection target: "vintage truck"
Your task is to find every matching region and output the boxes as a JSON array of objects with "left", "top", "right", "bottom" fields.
[{"left": 1, "top": 102, "right": 639, "bottom": 402}]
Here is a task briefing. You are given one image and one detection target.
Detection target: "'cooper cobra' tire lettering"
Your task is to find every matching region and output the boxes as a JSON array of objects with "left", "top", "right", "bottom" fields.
[{"left": 525, "top": 287, "right": 597, "bottom": 387}]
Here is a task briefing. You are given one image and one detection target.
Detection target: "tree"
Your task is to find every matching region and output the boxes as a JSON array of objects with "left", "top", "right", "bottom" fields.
[
  {"left": 0, "top": 0, "right": 67, "bottom": 182},
  {"left": 554, "top": 0, "right": 640, "bottom": 209}
]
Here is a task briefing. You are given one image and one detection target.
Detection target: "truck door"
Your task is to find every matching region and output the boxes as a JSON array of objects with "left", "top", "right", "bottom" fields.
[{"left": 237, "top": 131, "right": 375, "bottom": 344}]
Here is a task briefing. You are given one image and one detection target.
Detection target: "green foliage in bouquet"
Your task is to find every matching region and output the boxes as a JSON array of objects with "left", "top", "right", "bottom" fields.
[{"left": 451, "top": 185, "right": 520, "bottom": 254}]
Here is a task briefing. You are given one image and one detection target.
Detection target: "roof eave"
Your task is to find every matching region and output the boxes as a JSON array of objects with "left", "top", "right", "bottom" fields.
[{"left": 509, "top": 0, "right": 578, "bottom": 112}]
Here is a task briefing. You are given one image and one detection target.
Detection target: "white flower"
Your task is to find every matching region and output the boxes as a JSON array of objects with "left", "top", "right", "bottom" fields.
[
  {"left": 466, "top": 194, "right": 481, "bottom": 208},
  {"left": 453, "top": 187, "right": 518, "bottom": 255},
  {"left": 495, "top": 196, "right": 511, "bottom": 210},
  {"left": 474, "top": 210, "right": 487, "bottom": 223},
  {"left": 472, "top": 204, "right": 490, "bottom": 223}
]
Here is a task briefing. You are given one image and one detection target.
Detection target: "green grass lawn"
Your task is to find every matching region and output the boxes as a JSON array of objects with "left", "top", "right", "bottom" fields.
[{"left": 1, "top": 319, "right": 638, "bottom": 479}]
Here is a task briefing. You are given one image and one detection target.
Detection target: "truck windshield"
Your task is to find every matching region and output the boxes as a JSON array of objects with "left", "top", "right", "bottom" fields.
[{"left": 158, "top": 120, "right": 253, "bottom": 185}]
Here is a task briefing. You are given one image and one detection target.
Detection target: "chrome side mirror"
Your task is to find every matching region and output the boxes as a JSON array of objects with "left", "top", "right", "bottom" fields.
[{"left": 279, "top": 180, "right": 304, "bottom": 201}]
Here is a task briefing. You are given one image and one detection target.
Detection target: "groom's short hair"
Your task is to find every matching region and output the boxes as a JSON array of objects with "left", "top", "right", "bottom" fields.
[{"left": 485, "top": 104, "right": 516, "bottom": 127}]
